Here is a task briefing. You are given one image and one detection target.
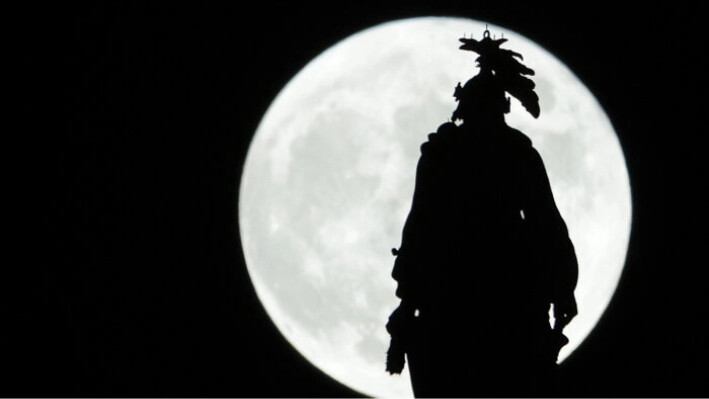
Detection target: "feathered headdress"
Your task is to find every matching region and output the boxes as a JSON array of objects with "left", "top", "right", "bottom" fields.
[{"left": 457, "top": 28, "right": 540, "bottom": 118}]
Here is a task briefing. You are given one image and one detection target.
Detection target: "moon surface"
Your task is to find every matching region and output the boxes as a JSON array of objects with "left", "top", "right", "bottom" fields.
[{"left": 238, "top": 17, "right": 631, "bottom": 398}]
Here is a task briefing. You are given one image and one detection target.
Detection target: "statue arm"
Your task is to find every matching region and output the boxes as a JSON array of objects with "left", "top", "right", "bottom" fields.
[
  {"left": 386, "top": 143, "right": 439, "bottom": 374},
  {"left": 392, "top": 145, "right": 436, "bottom": 301},
  {"left": 525, "top": 148, "right": 579, "bottom": 325}
]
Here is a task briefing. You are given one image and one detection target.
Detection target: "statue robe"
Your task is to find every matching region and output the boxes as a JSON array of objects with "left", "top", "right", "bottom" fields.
[{"left": 391, "top": 121, "right": 578, "bottom": 397}]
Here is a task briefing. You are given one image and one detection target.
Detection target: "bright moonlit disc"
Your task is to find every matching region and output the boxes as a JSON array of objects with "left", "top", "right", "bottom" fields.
[{"left": 238, "top": 17, "right": 631, "bottom": 398}]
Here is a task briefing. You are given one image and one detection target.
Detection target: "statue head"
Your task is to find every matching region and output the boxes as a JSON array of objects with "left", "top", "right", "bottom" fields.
[
  {"left": 453, "top": 28, "right": 540, "bottom": 126},
  {"left": 451, "top": 71, "right": 510, "bottom": 125}
]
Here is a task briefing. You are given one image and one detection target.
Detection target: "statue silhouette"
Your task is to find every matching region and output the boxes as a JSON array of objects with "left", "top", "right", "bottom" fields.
[{"left": 386, "top": 29, "right": 578, "bottom": 397}]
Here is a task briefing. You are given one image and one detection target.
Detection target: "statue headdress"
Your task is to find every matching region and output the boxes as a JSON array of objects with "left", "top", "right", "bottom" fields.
[{"left": 456, "top": 28, "right": 540, "bottom": 119}]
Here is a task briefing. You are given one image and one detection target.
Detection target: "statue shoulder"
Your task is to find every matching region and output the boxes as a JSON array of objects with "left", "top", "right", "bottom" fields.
[
  {"left": 420, "top": 122, "right": 459, "bottom": 154},
  {"left": 504, "top": 126, "right": 533, "bottom": 147}
]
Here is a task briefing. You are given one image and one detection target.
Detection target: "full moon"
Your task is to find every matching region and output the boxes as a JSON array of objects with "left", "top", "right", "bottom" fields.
[{"left": 239, "top": 17, "right": 631, "bottom": 398}]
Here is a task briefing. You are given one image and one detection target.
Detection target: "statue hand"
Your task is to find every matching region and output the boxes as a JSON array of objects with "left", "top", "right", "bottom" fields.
[{"left": 553, "top": 296, "right": 577, "bottom": 328}]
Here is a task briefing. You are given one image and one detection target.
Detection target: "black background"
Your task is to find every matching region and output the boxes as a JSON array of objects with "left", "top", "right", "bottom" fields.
[{"left": 12, "top": 1, "right": 706, "bottom": 397}]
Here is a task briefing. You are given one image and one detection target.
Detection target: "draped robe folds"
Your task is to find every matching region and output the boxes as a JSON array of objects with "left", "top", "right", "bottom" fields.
[{"left": 390, "top": 121, "right": 578, "bottom": 397}]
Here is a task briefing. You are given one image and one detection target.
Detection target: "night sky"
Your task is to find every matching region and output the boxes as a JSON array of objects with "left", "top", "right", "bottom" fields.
[{"left": 12, "top": 2, "right": 705, "bottom": 397}]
